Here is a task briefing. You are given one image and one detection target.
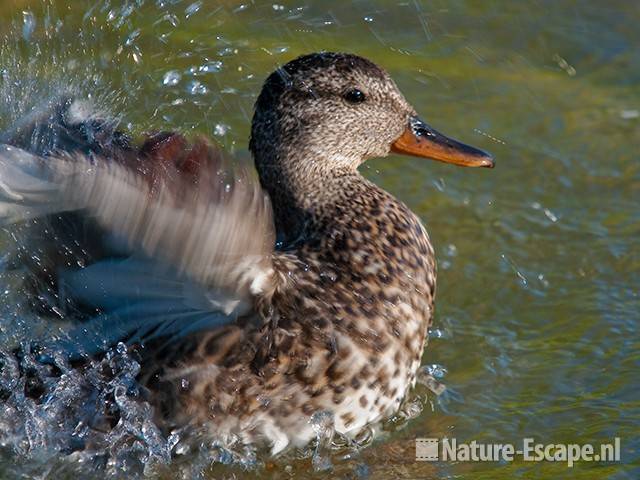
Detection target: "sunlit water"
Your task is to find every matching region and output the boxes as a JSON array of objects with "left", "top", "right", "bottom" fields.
[{"left": 0, "top": 1, "right": 638, "bottom": 479}]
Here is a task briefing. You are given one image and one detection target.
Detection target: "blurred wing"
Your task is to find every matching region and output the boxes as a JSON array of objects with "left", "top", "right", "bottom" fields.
[
  {"left": 0, "top": 139, "right": 276, "bottom": 301},
  {"left": 0, "top": 101, "right": 276, "bottom": 354},
  {"left": 64, "top": 139, "right": 277, "bottom": 299}
]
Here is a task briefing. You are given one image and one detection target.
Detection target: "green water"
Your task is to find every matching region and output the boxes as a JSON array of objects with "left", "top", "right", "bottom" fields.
[{"left": 1, "top": 1, "right": 638, "bottom": 478}]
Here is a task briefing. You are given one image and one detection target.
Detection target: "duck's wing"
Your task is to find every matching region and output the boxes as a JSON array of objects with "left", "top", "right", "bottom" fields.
[
  {"left": 0, "top": 138, "right": 275, "bottom": 293},
  {"left": 72, "top": 138, "right": 276, "bottom": 297},
  {"left": 0, "top": 137, "right": 277, "bottom": 354},
  {"left": 56, "top": 256, "right": 254, "bottom": 356}
]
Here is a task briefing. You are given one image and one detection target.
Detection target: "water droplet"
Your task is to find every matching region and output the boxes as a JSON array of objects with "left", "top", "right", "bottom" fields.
[
  {"left": 185, "top": 1, "right": 203, "bottom": 18},
  {"left": 310, "top": 410, "right": 334, "bottom": 436},
  {"left": 262, "top": 45, "right": 289, "bottom": 56},
  {"left": 552, "top": 53, "right": 576, "bottom": 76},
  {"left": 319, "top": 270, "right": 337, "bottom": 282},
  {"left": 543, "top": 208, "right": 558, "bottom": 222},
  {"left": 158, "top": 13, "right": 179, "bottom": 27},
  {"left": 162, "top": 70, "right": 181, "bottom": 86},
  {"left": 199, "top": 61, "right": 223, "bottom": 73},
  {"left": 124, "top": 29, "right": 140, "bottom": 46},
  {"left": 424, "top": 363, "right": 447, "bottom": 379},
  {"left": 218, "top": 47, "right": 238, "bottom": 57},
  {"left": 433, "top": 177, "right": 445, "bottom": 191},
  {"left": 22, "top": 11, "right": 36, "bottom": 41},
  {"left": 256, "top": 395, "right": 271, "bottom": 407},
  {"left": 186, "top": 80, "right": 208, "bottom": 95},
  {"left": 213, "top": 124, "right": 229, "bottom": 136},
  {"left": 501, "top": 253, "right": 528, "bottom": 286},
  {"left": 428, "top": 327, "right": 448, "bottom": 339},
  {"left": 537, "top": 273, "right": 549, "bottom": 288},
  {"left": 402, "top": 396, "right": 424, "bottom": 419},
  {"left": 620, "top": 109, "right": 639, "bottom": 120}
]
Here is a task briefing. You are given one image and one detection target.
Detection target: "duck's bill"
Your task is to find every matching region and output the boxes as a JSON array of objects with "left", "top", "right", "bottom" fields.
[{"left": 391, "top": 116, "right": 494, "bottom": 168}]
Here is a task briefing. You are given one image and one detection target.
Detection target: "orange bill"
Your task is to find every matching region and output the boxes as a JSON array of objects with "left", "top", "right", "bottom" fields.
[{"left": 391, "top": 116, "right": 494, "bottom": 168}]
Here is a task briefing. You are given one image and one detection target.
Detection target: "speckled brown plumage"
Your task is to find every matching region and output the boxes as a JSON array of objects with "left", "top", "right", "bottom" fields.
[
  {"left": 146, "top": 172, "right": 436, "bottom": 451},
  {"left": 0, "top": 52, "right": 493, "bottom": 454},
  {"left": 147, "top": 53, "right": 437, "bottom": 451}
]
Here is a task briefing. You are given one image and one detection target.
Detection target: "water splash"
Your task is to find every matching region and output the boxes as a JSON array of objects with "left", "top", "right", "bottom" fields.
[
  {"left": 310, "top": 411, "right": 335, "bottom": 471},
  {"left": 0, "top": 343, "right": 177, "bottom": 478}
]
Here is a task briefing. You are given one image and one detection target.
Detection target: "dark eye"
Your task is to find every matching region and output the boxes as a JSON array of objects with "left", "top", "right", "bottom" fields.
[{"left": 343, "top": 89, "right": 366, "bottom": 104}]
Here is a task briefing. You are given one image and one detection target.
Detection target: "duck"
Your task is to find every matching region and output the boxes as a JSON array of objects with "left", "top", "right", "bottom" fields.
[{"left": 0, "top": 52, "right": 493, "bottom": 454}]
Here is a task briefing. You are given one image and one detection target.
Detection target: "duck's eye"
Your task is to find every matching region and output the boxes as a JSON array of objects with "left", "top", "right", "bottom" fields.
[{"left": 343, "top": 89, "right": 366, "bottom": 104}]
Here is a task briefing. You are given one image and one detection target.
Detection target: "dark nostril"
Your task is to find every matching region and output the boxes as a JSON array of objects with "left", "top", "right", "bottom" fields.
[{"left": 413, "top": 126, "right": 436, "bottom": 138}]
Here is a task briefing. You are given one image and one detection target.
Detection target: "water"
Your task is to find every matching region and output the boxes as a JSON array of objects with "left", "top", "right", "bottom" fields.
[{"left": 0, "top": 1, "right": 639, "bottom": 478}]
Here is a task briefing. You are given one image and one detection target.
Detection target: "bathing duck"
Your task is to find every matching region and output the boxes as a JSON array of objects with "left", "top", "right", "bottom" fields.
[{"left": 0, "top": 52, "right": 493, "bottom": 454}]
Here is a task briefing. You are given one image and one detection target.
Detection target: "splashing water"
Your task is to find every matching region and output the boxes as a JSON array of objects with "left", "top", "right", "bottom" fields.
[
  {"left": 0, "top": 5, "right": 257, "bottom": 476},
  {"left": 0, "top": 343, "right": 173, "bottom": 477},
  {"left": 309, "top": 411, "right": 335, "bottom": 472}
]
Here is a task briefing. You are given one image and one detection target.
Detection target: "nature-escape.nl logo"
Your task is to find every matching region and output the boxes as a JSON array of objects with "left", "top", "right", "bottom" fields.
[{"left": 415, "top": 437, "right": 621, "bottom": 467}]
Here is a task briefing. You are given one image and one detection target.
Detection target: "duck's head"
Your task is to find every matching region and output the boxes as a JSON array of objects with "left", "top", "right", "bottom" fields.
[{"left": 250, "top": 52, "right": 493, "bottom": 180}]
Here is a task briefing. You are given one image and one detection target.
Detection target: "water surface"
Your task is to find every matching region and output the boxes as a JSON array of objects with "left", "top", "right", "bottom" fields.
[{"left": 0, "top": 1, "right": 638, "bottom": 479}]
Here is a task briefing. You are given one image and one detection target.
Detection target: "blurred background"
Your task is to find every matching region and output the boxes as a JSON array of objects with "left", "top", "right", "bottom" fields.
[{"left": 0, "top": 1, "right": 638, "bottom": 479}]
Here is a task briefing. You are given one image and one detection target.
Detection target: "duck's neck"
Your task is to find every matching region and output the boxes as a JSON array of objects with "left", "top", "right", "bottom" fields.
[{"left": 254, "top": 148, "right": 362, "bottom": 246}]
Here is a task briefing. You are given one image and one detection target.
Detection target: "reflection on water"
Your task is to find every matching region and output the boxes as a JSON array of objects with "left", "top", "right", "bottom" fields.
[{"left": 1, "top": 1, "right": 639, "bottom": 478}]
